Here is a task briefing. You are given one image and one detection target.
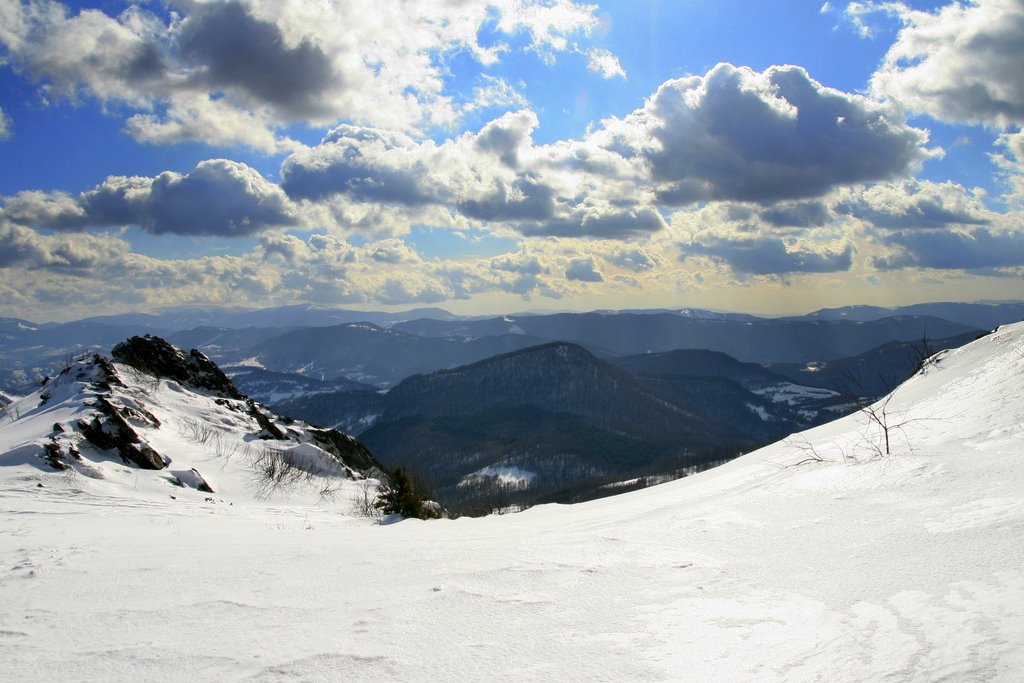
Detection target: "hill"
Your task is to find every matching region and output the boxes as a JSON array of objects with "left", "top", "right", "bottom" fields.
[
  {"left": 767, "top": 331, "right": 982, "bottom": 398},
  {"left": 354, "top": 342, "right": 813, "bottom": 512},
  {"left": 0, "top": 335, "right": 388, "bottom": 506}
]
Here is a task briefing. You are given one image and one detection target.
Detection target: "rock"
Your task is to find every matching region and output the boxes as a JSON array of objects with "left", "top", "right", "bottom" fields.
[
  {"left": 111, "top": 335, "right": 245, "bottom": 400},
  {"left": 78, "top": 397, "right": 166, "bottom": 470},
  {"left": 309, "top": 427, "right": 383, "bottom": 475}
]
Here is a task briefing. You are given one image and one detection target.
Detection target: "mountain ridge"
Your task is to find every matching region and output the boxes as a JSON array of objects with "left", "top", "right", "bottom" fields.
[{"left": 0, "top": 335, "right": 388, "bottom": 504}]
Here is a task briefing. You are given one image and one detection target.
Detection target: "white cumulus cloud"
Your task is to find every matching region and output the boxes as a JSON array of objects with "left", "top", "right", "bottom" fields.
[
  {"left": 586, "top": 48, "right": 626, "bottom": 79},
  {"left": 868, "top": 0, "right": 1024, "bottom": 127}
]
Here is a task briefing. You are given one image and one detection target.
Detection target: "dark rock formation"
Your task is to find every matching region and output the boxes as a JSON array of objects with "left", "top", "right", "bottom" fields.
[
  {"left": 112, "top": 335, "right": 245, "bottom": 400},
  {"left": 309, "top": 427, "right": 384, "bottom": 476},
  {"left": 78, "top": 396, "right": 165, "bottom": 470}
]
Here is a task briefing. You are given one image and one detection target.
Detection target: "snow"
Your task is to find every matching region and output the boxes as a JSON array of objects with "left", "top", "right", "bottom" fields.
[
  {"left": 753, "top": 380, "right": 844, "bottom": 421},
  {"left": 745, "top": 402, "right": 772, "bottom": 421},
  {"left": 229, "top": 357, "right": 265, "bottom": 369},
  {"left": 753, "top": 381, "right": 838, "bottom": 405},
  {"left": 460, "top": 465, "right": 537, "bottom": 488},
  {"left": 2, "top": 325, "right": 1024, "bottom": 680}
]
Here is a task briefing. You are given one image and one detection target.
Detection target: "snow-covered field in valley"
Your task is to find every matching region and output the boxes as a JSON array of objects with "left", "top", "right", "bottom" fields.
[{"left": 2, "top": 325, "right": 1024, "bottom": 681}]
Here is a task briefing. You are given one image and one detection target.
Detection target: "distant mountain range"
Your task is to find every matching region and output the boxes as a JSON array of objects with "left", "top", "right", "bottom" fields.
[
  {"left": 796, "top": 301, "right": 1024, "bottom": 329},
  {"left": 390, "top": 312, "right": 979, "bottom": 361},
  {"left": 1, "top": 300, "right": 1020, "bottom": 402},
  {"left": 76, "top": 304, "right": 464, "bottom": 331}
]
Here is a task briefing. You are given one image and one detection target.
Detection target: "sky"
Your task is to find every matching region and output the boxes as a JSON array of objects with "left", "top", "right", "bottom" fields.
[{"left": 0, "top": 0, "right": 1022, "bottom": 322}]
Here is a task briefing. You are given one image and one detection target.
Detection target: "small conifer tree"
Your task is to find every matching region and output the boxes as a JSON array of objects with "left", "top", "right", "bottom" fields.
[{"left": 374, "top": 467, "right": 439, "bottom": 519}]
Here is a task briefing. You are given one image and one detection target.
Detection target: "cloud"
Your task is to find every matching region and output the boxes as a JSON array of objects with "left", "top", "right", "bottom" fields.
[
  {"left": 142, "top": 160, "right": 296, "bottom": 236},
  {"left": 376, "top": 277, "right": 449, "bottom": 305},
  {"left": 367, "top": 239, "right": 420, "bottom": 264},
  {"left": 0, "top": 222, "right": 130, "bottom": 269},
  {"left": 0, "top": 1, "right": 168, "bottom": 105},
  {"left": 124, "top": 93, "right": 296, "bottom": 154},
  {"left": 473, "top": 109, "right": 539, "bottom": 169},
  {"left": 2, "top": 159, "right": 295, "bottom": 236},
  {"left": 270, "top": 58, "right": 941, "bottom": 242},
  {"left": 586, "top": 48, "right": 626, "bottom": 79},
  {"left": 518, "top": 205, "right": 666, "bottom": 239},
  {"left": 607, "top": 248, "right": 660, "bottom": 272},
  {"left": 494, "top": 0, "right": 598, "bottom": 57},
  {"left": 836, "top": 180, "right": 991, "bottom": 229},
  {"left": 0, "top": 107, "right": 11, "bottom": 140},
  {"left": 874, "top": 227, "right": 1024, "bottom": 270},
  {"left": 565, "top": 257, "right": 604, "bottom": 282},
  {"left": 992, "top": 129, "right": 1024, "bottom": 204},
  {"left": 0, "top": 0, "right": 606, "bottom": 148},
  {"left": 465, "top": 75, "right": 529, "bottom": 113},
  {"left": 686, "top": 236, "right": 854, "bottom": 275},
  {"left": 280, "top": 124, "right": 444, "bottom": 204},
  {"left": 867, "top": 0, "right": 1024, "bottom": 127},
  {"left": 282, "top": 111, "right": 543, "bottom": 205},
  {"left": 601, "top": 63, "right": 933, "bottom": 204},
  {"left": 759, "top": 201, "right": 832, "bottom": 228},
  {"left": 459, "top": 176, "right": 558, "bottom": 222},
  {"left": 279, "top": 110, "right": 665, "bottom": 238},
  {"left": 279, "top": 63, "right": 934, "bottom": 238},
  {"left": 176, "top": 1, "right": 339, "bottom": 121}
]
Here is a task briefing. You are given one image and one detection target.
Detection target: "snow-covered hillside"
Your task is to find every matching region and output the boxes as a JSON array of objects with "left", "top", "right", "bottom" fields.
[
  {"left": 0, "top": 335, "right": 387, "bottom": 508},
  {"left": 2, "top": 325, "right": 1023, "bottom": 680}
]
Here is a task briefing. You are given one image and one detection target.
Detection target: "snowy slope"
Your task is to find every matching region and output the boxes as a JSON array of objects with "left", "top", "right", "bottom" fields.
[
  {"left": 0, "top": 338, "right": 387, "bottom": 508},
  {"left": 2, "top": 325, "right": 1024, "bottom": 680}
]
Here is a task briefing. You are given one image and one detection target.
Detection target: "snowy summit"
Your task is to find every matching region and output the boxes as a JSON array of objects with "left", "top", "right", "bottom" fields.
[{"left": 2, "top": 325, "right": 1024, "bottom": 679}]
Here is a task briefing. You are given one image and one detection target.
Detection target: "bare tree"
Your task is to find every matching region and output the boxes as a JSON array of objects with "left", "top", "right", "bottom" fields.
[{"left": 835, "top": 337, "right": 941, "bottom": 459}]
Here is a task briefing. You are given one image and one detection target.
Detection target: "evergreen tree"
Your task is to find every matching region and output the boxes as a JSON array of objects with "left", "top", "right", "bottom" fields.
[{"left": 374, "top": 467, "right": 438, "bottom": 519}]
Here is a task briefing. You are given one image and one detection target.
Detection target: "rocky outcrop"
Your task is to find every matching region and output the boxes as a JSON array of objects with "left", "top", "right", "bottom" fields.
[
  {"left": 24, "top": 335, "right": 389, "bottom": 490},
  {"left": 309, "top": 427, "right": 385, "bottom": 477},
  {"left": 112, "top": 335, "right": 244, "bottom": 400},
  {"left": 78, "top": 396, "right": 165, "bottom": 470}
]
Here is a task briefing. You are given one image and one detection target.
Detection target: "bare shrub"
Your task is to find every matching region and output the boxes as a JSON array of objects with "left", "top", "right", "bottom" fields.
[
  {"left": 120, "top": 363, "right": 162, "bottom": 395},
  {"left": 837, "top": 369, "right": 930, "bottom": 459},
  {"left": 249, "top": 445, "right": 319, "bottom": 499},
  {"left": 180, "top": 417, "right": 216, "bottom": 445},
  {"left": 315, "top": 476, "right": 350, "bottom": 502},
  {"left": 778, "top": 433, "right": 842, "bottom": 468},
  {"left": 212, "top": 434, "right": 243, "bottom": 463},
  {"left": 350, "top": 479, "right": 383, "bottom": 519}
]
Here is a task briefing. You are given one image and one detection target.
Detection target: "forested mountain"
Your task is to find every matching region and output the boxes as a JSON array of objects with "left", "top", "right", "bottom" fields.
[
  {"left": 767, "top": 331, "right": 983, "bottom": 398},
  {"left": 308, "top": 342, "right": 820, "bottom": 513}
]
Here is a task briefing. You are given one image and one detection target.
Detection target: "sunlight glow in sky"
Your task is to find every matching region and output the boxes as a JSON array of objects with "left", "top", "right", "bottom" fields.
[{"left": 1, "top": 0, "right": 1022, "bottom": 321}]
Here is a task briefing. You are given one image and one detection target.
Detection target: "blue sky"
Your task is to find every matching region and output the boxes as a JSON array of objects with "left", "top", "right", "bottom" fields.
[{"left": 0, "top": 0, "right": 1022, "bottom": 321}]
